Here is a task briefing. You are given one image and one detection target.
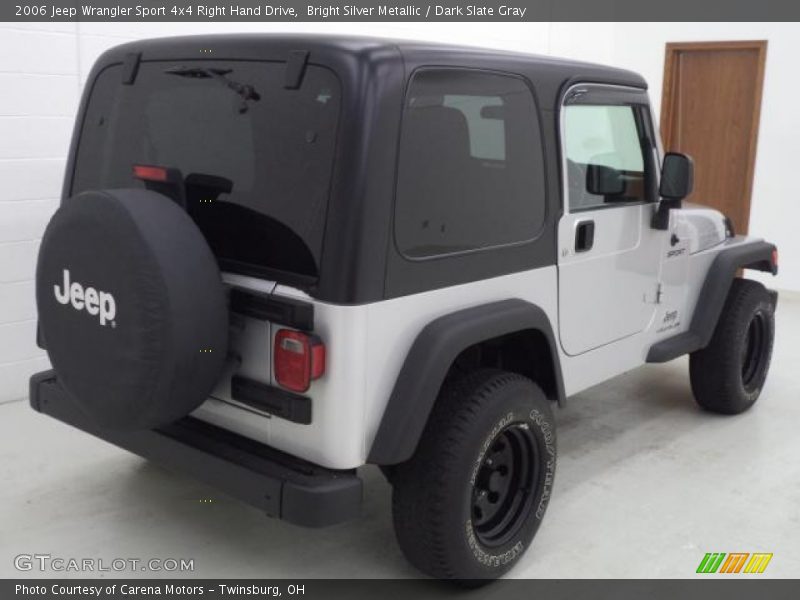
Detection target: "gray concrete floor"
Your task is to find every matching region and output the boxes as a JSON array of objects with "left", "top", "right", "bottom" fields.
[{"left": 2, "top": 294, "right": 798, "bottom": 580}]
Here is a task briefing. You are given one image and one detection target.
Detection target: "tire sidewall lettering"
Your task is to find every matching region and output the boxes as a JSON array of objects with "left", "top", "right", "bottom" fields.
[
  {"left": 470, "top": 411, "right": 515, "bottom": 486},
  {"left": 530, "top": 408, "right": 556, "bottom": 520},
  {"left": 465, "top": 403, "right": 556, "bottom": 568},
  {"left": 465, "top": 522, "right": 524, "bottom": 567}
]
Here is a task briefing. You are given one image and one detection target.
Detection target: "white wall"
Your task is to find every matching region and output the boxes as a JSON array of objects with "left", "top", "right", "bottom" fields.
[
  {"left": 0, "top": 21, "right": 795, "bottom": 402},
  {"left": 0, "top": 23, "right": 78, "bottom": 402}
]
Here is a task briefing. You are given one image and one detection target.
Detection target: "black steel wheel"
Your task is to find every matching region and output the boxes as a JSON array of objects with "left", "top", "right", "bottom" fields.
[
  {"left": 690, "top": 278, "right": 776, "bottom": 414},
  {"left": 391, "top": 369, "right": 556, "bottom": 583},
  {"left": 741, "top": 310, "right": 769, "bottom": 392},
  {"left": 471, "top": 423, "right": 537, "bottom": 547}
]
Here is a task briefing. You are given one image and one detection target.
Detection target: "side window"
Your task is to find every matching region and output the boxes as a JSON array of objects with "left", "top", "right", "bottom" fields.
[
  {"left": 395, "top": 69, "right": 546, "bottom": 259},
  {"left": 564, "top": 104, "right": 650, "bottom": 211},
  {"left": 442, "top": 95, "right": 506, "bottom": 160}
]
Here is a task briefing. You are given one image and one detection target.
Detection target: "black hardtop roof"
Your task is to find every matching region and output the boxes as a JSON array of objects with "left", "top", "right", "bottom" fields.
[
  {"left": 76, "top": 34, "right": 651, "bottom": 304},
  {"left": 98, "top": 33, "right": 647, "bottom": 102}
]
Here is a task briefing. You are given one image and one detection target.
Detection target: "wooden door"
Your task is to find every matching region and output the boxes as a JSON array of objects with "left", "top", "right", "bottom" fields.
[{"left": 660, "top": 41, "right": 767, "bottom": 234}]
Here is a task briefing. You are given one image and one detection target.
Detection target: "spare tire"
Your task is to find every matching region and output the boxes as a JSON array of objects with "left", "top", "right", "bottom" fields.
[{"left": 36, "top": 189, "right": 228, "bottom": 431}]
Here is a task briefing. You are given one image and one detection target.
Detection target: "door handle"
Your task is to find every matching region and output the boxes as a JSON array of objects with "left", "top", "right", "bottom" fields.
[{"left": 575, "top": 220, "right": 595, "bottom": 252}]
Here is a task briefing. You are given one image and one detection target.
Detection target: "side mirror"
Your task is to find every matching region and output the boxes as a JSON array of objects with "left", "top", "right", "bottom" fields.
[
  {"left": 652, "top": 152, "right": 694, "bottom": 230},
  {"left": 659, "top": 152, "right": 694, "bottom": 200},
  {"left": 586, "top": 164, "right": 625, "bottom": 197}
]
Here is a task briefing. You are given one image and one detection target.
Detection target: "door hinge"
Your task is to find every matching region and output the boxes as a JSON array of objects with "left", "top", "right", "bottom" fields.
[{"left": 645, "top": 282, "right": 664, "bottom": 305}]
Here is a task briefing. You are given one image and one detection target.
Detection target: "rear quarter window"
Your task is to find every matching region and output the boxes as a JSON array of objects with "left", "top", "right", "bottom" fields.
[{"left": 395, "top": 68, "right": 546, "bottom": 259}]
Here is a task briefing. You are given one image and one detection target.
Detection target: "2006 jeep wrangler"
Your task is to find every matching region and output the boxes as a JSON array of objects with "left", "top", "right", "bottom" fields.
[{"left": 31, "top": 35, "right": 778, "bottom": 582}]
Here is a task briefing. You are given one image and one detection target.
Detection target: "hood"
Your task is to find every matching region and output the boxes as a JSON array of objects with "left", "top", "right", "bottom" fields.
[{"left": 675, "top": 202, "right": 729, "bottom": 254}]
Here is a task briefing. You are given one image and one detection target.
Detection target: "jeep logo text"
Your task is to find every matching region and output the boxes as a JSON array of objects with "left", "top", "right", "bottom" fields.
[{"left": 54, "top": 269, "right": 116, "bottom": 326}]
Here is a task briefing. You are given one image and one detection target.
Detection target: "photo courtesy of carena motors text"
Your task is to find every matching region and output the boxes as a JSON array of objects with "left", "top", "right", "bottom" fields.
[{"left": 1, "top": 0, "right": 799, "bottom": 595}]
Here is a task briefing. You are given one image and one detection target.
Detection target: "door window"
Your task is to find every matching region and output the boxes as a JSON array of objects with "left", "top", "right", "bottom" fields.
[{"left": 564, "top": 104, "right": 651, "bottom": 211}]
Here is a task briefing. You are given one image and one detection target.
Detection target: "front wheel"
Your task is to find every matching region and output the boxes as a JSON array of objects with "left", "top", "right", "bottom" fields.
[
  {"left": 391, "top": 370, "right": 556, "bottom": 583},
  {"left": 690, "top": 278, "right": 776, "bottom": 414}
]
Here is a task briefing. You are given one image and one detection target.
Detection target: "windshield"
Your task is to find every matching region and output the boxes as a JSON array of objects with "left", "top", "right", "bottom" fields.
[{"left": 71, "top": 60, "right": 341, "bottom": 284}]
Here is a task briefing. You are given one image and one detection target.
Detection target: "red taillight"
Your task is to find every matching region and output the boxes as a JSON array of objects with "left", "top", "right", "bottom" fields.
[
  {"left": 772, "top": 248, "right": 778, "bottom": 268},
  {"left": 274, "top": 329, "right": 325, "bottom": 393},
  {"left": 133, "top": 164, "right": 169, "bottom": 182}
]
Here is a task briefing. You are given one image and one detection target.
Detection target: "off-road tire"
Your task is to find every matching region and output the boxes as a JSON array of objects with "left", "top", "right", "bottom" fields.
[
  {"left": 689, "top": 278, "right": 775, "bottom": 414},
  {"left": 391, "top": 369, "right": 556, "bottom": 584}
]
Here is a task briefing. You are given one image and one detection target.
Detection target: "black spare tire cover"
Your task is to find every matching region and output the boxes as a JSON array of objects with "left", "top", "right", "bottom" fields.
[{"left": 36, "top": 189, "right": 228, "bottom": 431}]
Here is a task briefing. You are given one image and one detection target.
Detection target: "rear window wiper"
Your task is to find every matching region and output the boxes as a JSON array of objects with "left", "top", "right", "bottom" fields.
[{"left": 164, "top": 66, "right": 261, "bottom": 113}]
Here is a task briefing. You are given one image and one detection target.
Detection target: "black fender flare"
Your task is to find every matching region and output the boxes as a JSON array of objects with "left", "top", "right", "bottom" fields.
[
  {"left": 367, "top": 299, "right": 565, "bottom": 465},
  {"left": 647, "top": 239, "right": 777, "bottom": 363}
]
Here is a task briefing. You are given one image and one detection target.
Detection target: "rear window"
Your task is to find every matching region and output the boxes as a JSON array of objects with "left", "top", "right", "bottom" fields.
[
  {"left": 395, "top": 68, "right": 545, "bottom": 259},
  {"left": 72, "top": 60, "right": 341, "bottom": 284}
]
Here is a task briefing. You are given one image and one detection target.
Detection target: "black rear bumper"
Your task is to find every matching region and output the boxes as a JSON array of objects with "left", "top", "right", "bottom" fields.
[{"left": 29, "top": 370, "right": 362, "bottom": 528}]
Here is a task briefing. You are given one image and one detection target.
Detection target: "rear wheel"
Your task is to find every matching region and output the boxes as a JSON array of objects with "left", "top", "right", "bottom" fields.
[
  {"left": 391, "top": 370, "right": 556, "bottom": 583},
  {"left": 689, "top": 278, "right": 775, "bottom": 414}
]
